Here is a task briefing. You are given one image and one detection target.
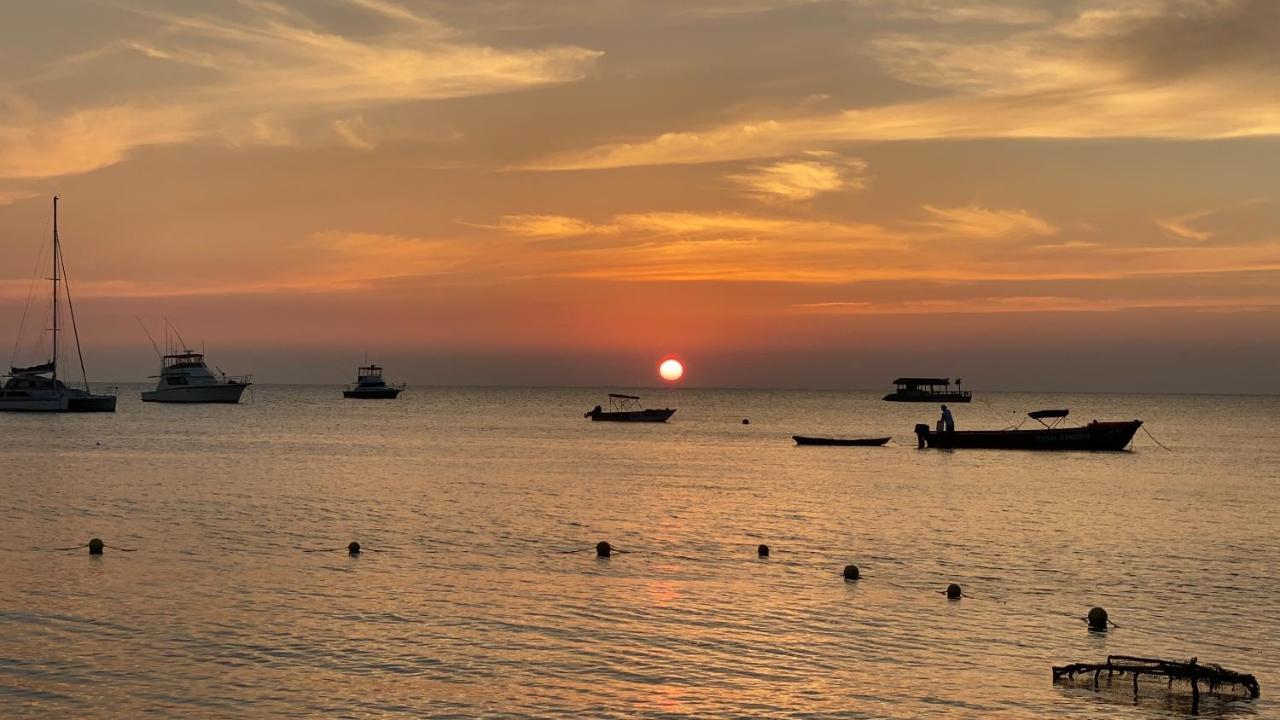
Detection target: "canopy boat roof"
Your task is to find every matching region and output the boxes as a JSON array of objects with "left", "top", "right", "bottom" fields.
[
  {"left": 608, "top": 393, "right": 641, "bottom": 399},
  {"left": 893, "top": 377, "right": 952, "bottom": 386},
  {"left": 1028, "top": 409, "right": 1069, "bottom": 419}
]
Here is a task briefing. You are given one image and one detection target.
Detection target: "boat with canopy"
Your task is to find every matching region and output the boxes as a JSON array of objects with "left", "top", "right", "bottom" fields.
[
  {"left": 584, "top": 394, "right": 675, "bottom": 422},
  {"left": 883, "top": 377, "right": 971, "bottom": 403},
  {"left": 914, "top": 409, "right": 1142, "bottom": 451}
]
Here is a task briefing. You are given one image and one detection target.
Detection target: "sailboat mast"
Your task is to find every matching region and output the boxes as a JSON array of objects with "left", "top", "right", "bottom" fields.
[{"left": 51, "top": 196, "right": 60, "bottom": 385}]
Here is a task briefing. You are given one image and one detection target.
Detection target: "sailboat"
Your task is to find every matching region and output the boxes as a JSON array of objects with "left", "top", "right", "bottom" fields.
[{"left": 0, "top": 197, "right": 117, "bottom": 412}]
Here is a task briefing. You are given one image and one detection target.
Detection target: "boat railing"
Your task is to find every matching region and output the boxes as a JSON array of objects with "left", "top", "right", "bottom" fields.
[{"left": 220, "top": 374, "right": 252, "bottom": 385}]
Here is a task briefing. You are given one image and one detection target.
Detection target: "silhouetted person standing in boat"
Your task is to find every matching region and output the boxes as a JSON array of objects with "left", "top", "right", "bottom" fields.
[{"left": 940, "top": 404, "right": 955, "bottom": 432}]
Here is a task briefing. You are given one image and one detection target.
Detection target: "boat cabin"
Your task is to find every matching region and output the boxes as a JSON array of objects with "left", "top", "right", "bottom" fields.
[
  {"left": 355, "top": 365, "right": 388, "bottom": 387},
  {"left": 162, "top": 352, "right": 209, "bottom": 370},
  {"left": 883, "top": 377, "right": 972, "bottom": 402}
]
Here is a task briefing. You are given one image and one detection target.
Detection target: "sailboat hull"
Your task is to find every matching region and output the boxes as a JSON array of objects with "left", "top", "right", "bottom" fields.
[{"left": 0, "top": 393, "right": 117, "bottom": 412}]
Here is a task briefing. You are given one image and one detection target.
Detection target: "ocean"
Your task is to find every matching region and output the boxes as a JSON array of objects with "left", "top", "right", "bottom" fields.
[{"left": 2, "top": 386, "right": 1277, "bottom": 718}]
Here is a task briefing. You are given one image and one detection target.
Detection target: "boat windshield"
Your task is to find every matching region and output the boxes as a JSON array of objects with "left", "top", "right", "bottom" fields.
[{"left": 162, "top": 352, "right": 207, "bottom": 369}]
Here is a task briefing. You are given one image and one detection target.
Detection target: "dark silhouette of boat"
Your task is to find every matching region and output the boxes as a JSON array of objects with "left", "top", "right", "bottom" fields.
[
  {"left": 883, "top": 377, "right": 971, "bottom": 402},
  {"left": 343, "top": 364, "right": 404, "bottom": 399},
  {"left": 585, "top": 394, "right": 675, "bottom": 422},
  {"left": 915, "top": 409, "right": 1141, "bottom": 451},
  {"left": 793, "top": 436, "right": 891, "bottom": 446}
]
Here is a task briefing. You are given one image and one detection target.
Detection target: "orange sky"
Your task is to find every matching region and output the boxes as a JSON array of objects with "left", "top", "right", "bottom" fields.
[{"left": 1, "top": 0, "right": 1278, "bottom": 390}]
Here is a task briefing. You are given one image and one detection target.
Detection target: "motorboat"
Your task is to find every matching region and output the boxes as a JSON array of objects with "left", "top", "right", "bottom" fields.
[
  {"left": 883, "top": 377, "right": 971, "bottom": 402},
  {"left": 584, "top": 394, "right": 675, "bottom": 422},
  {"left": 0, "top": 197, "right": 116, "bottom": 412},
  {"left": 141, "top": 350, "right": 251, "bottom": 403},
  {"left": 343, "top": 364, "right": 404, "bottom": 399},
  {"left": 914, "top": 409, "right": 1142, "bottom": 451}
]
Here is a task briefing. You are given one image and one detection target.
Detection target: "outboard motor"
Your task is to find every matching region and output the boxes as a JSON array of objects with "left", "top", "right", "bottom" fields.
[{"left": 915, "top": 423, "right": 930, "bottom": 448}]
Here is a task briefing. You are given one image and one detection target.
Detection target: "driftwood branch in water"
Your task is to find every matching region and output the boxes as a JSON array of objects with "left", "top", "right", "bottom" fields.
[{"left": 1052, "top": 655, "right": 1259, "bottom": 714}]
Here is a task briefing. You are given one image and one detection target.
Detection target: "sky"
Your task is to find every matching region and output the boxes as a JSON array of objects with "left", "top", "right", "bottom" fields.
[{"left": 1, "top": 0, "right": 1278, "bottom": 391}]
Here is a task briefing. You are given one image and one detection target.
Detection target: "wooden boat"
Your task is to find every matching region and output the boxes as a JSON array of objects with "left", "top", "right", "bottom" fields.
[
  {"left": 915, "top": 409, "right": 1141, "bottom": 451},
  {"left": 585, "top": 394, "right": 675, "bottom": 422},
  {"left": 793, "top": 436, "right": 891, "bottom": 446},
  {"left": 883, "top": 377, "right": 971, "bottom": 402}
]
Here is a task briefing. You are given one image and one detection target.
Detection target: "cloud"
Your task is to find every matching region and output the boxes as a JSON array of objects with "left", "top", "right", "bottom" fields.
[
  {"left": 791, "top": 295, "right": 1280, "bottom": 315},
  {"left": 726, "top": 152, "right": 868, "bottom": 202},
  {"left": 529, "top": 0, "right": 1280, "bottom": 170},
  {"left": 0, "top": 104, "right": 198, "bottom": 180},
  {"left": 493, "top": 214, "right": 615, "bottom": 238},
  {"left": 0, "top": 0, "right": 601, "bottom": 179},
  {"left": 332, "top": 115, "right": 375, "bottom": 149},
  {"left": 918, "top": 205, "right": 1058, "bottom": 239},
  {"left": 1155, "top": 212, "right": 1215, "bottom": 242}
]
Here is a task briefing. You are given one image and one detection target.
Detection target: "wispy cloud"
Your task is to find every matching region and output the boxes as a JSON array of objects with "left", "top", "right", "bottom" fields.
[
  {"left": 726, "top": 151, "right": 868, "bottom": 203},
  {"left": 529, "top": 0, "right": 1280, "bottom": 170},
  {"left": 0, "top": 0, "right": 601, "bottom": 179},
  {"left": 918, "top": 205, "right": 1058, "bottom": 239}
]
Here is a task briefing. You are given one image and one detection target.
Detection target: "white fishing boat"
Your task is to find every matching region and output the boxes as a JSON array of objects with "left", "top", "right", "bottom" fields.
[
  {"left": 0, "top": 197, "right": 117, "bottom": 412},
  {"left": 140, "top": 349, "right": 251, "bottom": 404},
  {"left": 343, "top": 364, "right": 404, "bottom": 399}
]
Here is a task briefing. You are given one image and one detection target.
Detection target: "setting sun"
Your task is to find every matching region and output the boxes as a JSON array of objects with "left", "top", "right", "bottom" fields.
[{"left": 659, "top": 358, "right": 684, "bottom": 382}]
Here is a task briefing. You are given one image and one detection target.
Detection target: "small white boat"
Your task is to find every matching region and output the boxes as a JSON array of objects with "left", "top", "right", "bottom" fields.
[
  {"left": 343, "top": 364, "right": 404, "bottom": 399},
  {"left": 141, "top": 350, "right": 251, "bottom": 403},
  {"left": 1, "top": 197, "right": 117, "bottom": 413}
]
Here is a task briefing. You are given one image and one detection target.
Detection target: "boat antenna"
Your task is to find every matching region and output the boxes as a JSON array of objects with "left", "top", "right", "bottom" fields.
[
  {"left": 164, "top": 317, "right": 191, "bottom": 353},
  {"left": 136, "top": 317, "right": 163, "bottom": 359}
]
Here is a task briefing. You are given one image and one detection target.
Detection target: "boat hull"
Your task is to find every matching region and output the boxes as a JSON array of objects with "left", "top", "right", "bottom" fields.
[
  {"left": 587, "top": 408, "right": 676, "bottom": 422},
  {"left": 793, "top": 436, "right": 891, "bottom": 446},
  {"left": 883, "top": 392, "right": 971, "bottom": 403},
  {"left": 141, "top": 383, "right": 249, "bottom": 403},
  {"left": 916, "top": 420, "right": 1142, "bottom": 451},
  {"left": 343, "top": 388, "right": 403, "bottom": 399},
  {"left": 0, "top": 393, "right": 117, "bottom": 412}
]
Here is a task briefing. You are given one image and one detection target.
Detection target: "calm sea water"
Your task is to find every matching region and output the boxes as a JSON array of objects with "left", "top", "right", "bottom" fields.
[{"left": 1, "top": 386, "right": 1277, "bottom": 718}]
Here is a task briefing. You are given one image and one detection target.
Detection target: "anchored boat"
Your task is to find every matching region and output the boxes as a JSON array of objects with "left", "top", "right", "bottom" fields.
[
  {"left": 1, "top": 197, "right": 117, "bottom": 412},
  {"left": 793, "top": 436, "right": 890, "bottom": 446},
  {"left": 141, "top": 350, "right": 251, "bottom": 403},
  {"left": 883, "top": 377, "right": 971, "bottom": 403},
  {"left": 915, "top": 409, "right": 1141, "bottom": 451},
  {"left": 584, "top": 394, "right": 675, "bottom": 422},
  {"left": 343, "top": 364, "right": 404, "bottom": 399}
]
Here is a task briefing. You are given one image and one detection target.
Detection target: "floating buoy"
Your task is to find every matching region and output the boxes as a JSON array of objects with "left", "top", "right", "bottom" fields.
[
  {"left": 757, "top": 544, "right": 769, "bottom": 557},
  {"left": 88, "top": 538, "right": 104, "bottom": 555},
  {"left": 348, "top": 541, "right": 361, "bottom": 555},
  {"left": 596, "top": 541, "right": 612, "bottom": 558},
  {"left": 843, "top": 564, "right": 860, "bottom": 580},
  {"left": 742, "top": 418, "right": 750, "bottom": 425},
  {"left": 946, "top": 583, "right": 962, "bottom": 599},
  {"left": 1087, "top": 606, "right": 1109, "bottom": 630}
]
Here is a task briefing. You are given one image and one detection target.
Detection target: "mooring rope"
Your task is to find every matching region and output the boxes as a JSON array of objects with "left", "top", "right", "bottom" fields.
[{"left": 1141, "top": 426, "right": 1173, "bottom": 451}]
